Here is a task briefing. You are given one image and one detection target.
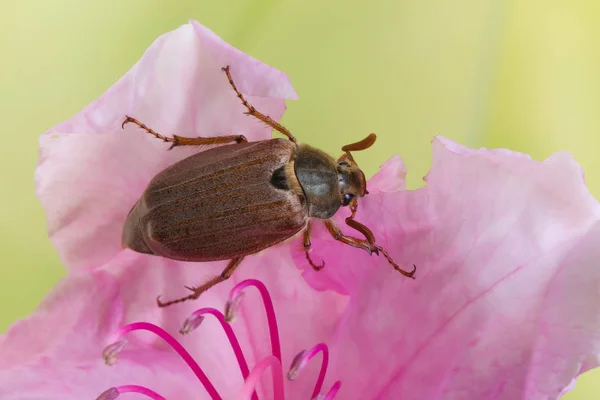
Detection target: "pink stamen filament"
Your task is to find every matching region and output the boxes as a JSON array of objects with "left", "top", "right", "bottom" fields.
[
  {"left": 323, "top": 381, "right": 342, "bottom": 400},
  {"left": 189, "top": 308, "right": 258, "bottom": 400},
  {"left": 229, "top": 279, "right": 282, "bottom": 361},
  {"left": 96, "top": 385, "right": 167, "bottom": 400},
  {"left": 288, "top": 343, "right": 330, "bottom": 399},
  {"left": 304, "top": 343, "right": 329, "bottom": 398},
  {"left": 110, "top": 322, "right": 221, "bottom": 400},
  {"left": 238, "top": 356, "right": 285, "bottom": 400}
]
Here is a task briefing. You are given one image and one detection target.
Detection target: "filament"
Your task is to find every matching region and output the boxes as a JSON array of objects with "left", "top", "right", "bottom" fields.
[
  {"left": 185, "top": 308, "right": 258, "bottom": 400},
  {"left": 323, "top": 381, "right": 342, "bottom": 400},
  {"left": 238, "top": 355, "right": 285, "bottom": 400},
  {"left": 229, "top": 279, "right": 282, "bottom": 361},
  {"left": 106, "top": 322, "right": 221, "bottom": 400}
]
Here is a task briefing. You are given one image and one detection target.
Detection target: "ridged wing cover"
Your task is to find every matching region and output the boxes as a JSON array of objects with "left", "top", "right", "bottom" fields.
[{"left": 122, "top": 139, "right": 308, "bottom": 261}]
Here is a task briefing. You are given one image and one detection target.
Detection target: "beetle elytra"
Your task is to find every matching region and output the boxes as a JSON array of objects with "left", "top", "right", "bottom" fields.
[{"left": 122, "top": 66, "right": 415, "bottom": 307}]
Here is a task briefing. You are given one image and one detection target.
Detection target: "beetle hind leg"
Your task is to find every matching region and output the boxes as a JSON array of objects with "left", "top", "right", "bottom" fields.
[
  {"left": 122, "top": 116, "right": 248, "bottom": 150},
  {"left": 156, "top": 257, "right": 244, "bottom": 308},
  {"left": 221, "top": 66, "right": 297, "bottom": 143}
]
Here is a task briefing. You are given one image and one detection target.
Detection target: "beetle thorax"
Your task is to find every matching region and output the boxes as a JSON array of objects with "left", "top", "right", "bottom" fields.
[{"left": 293, "top": 144, "right": 343, "bottom": 219}]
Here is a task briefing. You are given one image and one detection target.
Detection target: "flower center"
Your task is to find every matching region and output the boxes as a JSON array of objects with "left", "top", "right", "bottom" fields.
[{"left": 97, "top": 279, "right": 342, "bottom": 400}]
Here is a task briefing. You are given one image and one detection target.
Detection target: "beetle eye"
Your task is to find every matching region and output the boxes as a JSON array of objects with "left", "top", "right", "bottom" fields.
[{"left": 342, "top": 193, "right": 354, "bottom": 206}]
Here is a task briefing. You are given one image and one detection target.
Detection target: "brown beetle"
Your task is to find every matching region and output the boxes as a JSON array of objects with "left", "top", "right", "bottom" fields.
[{"left": 122, "top": 66, "right": 415, "bottom": 307}]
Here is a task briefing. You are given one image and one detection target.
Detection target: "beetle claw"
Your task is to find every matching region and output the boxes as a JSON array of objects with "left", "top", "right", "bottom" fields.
[
  {"left": 313, "top": 260, "right": 326, "bottom": 271},
  {"left": 306, "top": 253, "right": 326, "bottom": 272},
  {"left": 121, "top": 115, "right": 133, "bottom": 129}
]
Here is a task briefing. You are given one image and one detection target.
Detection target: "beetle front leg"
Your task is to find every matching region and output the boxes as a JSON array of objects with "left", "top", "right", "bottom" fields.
[
  {"left": 156, "top": 257, "right": 245, "bottom": 308},
  {"left": 303, "top": 221, "right": 325, "bottom": 271},
  {"left": 343, "top": 198, "right": 376, "bottom": 245},
  {"left": 324, "top": 219, "right": 379, "bottom": 255},
  {"left": 122, "top": 116, "right": 248, "bottom": 150},
  {"left": 324, "top": 219, "right": 416, "bottom": 279}
]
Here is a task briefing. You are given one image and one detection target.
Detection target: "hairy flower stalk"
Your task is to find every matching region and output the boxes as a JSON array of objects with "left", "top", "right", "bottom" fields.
[{"left": 97, "top": 279, "right": 341, "bottom": 400}]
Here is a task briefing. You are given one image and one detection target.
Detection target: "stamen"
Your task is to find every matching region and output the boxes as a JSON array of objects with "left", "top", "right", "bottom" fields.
[
  {"left": 228, "top": 279, "right": 282, "bottom": 361},
  {"left": 102, "top": 339, "right": 127, "bottom": 366},
  {"left": 286, "top": 343, "right": 330, "bottom": 398},
  {"left": 238, "top": 356, "right": 285, "bottom": 400},
  {"left": 323, "top": 381, "right": 342, "bottom": 400},
  {"left": 102, "top": 322, "right": 222, "bottom": 400},
  {"left": 286, "top": 350, "right": 308, "bottom": 380},
  {"left": 224, "top": 291, "right": 245, "bottom": 323},
  {"left": 96, "top": 387, "right": 119, "bottom": 400},
  {"left": 180, "top": 314, "right": 205, "bottom": 335},
  {"left": 96, "top": 385, "right": 166, "bottom": 400},
  {"left": 183, "top": 308, "right": 258, "bottom": 400}
]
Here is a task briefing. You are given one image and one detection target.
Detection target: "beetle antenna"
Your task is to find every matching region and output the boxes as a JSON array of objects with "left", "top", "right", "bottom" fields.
[{"left": 341, "top": 133, "right": 377, "bottom": 153}]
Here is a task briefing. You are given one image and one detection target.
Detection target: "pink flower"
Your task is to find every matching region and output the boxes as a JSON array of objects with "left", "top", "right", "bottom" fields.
[
  {"left": 3, "top": 19, "right": 599, "bottom": 400},
  {"left": 0, "top": 256, "right": 346, "bottom": 399}
]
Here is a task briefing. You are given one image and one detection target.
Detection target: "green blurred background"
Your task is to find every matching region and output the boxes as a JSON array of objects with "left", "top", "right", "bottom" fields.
[{"left": 1, "top": 1, "right": 598, "bottom": 397}]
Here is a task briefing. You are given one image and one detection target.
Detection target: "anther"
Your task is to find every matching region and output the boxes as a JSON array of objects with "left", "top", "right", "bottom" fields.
[
  {"left": 180, "top": 314, "right": 205, "bottom": 335},
  {"left": 96, "top": 385, "right": 166, "bottom": 400},
  {"left": 287, "top": 349, "right": 308, "bottom": 380},
  {"left": 96, "top": 387, "right": 119, "bottom": 400},
  {"left": 224, "top": 291, "right": 245, "bottom": 323},
  {"left": 102, "top": 339, "right": 127, "bottom": 366},
  {"left": 286, "top": 343, "right": 330, "bottom": 398}
]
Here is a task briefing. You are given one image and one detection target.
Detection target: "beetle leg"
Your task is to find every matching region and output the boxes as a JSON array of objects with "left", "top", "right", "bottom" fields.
[
  {"left": 122, "top": 116, "right": 248, "bottom": 150},
  {"left": 221, "top": 66, "right": 297, "bottom": 143},
  {"left": 324, "top": 219, "right": 378, "bottom": 254},
  {"left": 303, "top": 222, "right": 325, "bottom": 271},
  {"left": 324, "top": 219, "right": 416, "bottom": 279},
  {"left": 156, "top": 257, "right": 244, "bottom": 307},
  {"left": 344, "top": 198, "right": 376, "bottom": 245}
]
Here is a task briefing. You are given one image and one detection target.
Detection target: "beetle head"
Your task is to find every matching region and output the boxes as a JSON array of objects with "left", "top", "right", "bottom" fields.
[
  {"left": 336, "top": 133, "right": 376, "bottom": 207},
  {"left": 337, "top": 161, "right": 367, "bottom": 206}
]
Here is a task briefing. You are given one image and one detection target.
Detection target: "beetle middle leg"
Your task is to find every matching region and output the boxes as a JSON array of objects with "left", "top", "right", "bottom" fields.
[
  {"left": 221, "top": 66, "right": 297, "bottom": 143},
  {"left": 122, "top": 116, "right": 248, "bottom": 150},
  {"left": 303, "top": 221, "right": 325, "bottom": 271},
  {"left": 324, "top": 219, "right": 416, "bottom": 279},
  {"left": 156, "top": 257, "right": 244, "bottom": 308}
]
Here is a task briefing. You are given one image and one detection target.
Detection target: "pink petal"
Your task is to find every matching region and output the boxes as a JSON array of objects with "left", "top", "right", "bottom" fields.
[
  {"left": 294, "top": 137, "right": 600, "bottom": 399},
  {"left": 0, "top": 271, "right": 122, "bottom": 369},
  {"left": 36, "top": 20, "right": 296, "bottom": 271},
  {"left": 366, "top": 154, "right": 407, "bottom": 194},
  {"left": 0, "top": 355, "right": 199, "bottom": 400}
]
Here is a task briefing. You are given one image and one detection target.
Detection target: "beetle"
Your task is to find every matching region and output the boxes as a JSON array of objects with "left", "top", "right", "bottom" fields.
[{"left": 122, "top": 66, "right": 415, "bottom": 307}]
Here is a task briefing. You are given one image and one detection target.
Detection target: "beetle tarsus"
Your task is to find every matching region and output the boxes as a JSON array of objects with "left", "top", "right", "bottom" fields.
[
  {"left": 375, "top": 245, "right": 416, "bottom": 279},
  {"left": 156, "top": 294, "right": 198, "bottom": 308}
]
